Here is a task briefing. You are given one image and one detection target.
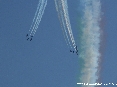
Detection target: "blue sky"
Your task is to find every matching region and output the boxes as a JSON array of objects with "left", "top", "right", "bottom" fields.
[
  {"left": 0, "top": 0, "right": 117, "bottom": 87},
  {"left": 101, "top": 0, "right": 117, "bottom": 85}
]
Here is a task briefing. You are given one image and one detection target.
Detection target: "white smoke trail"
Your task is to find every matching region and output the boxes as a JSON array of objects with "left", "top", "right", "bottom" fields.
[
  {"left": 55, "top": 0, "right": 72, "bottom": 48},
  {"left": 32, "top": 0, "right": 47, "bottom": 36},
  {"left": 29, "top": 0, "right": 47, "bottom": 36},
  {"left": 54, "top": 0, "right": 77, "bottom": 50},
  {"left": 29, "top": 0, "right": 41, "bottom": 32},
  {"left": 30, "top": 0, "right": 44, "bottom": 34},
  {"left": 79, "top": 0, "right": 101, "bottom": 86},
  {"left": 61, "top": 0, "right": 76, "bottom": 48}
]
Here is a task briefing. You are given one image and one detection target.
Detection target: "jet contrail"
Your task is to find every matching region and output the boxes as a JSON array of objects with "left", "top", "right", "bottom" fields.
[
  {"left": 28, "top": 0, "right": 47, "bottom": 36},
  {"left": 78, "top": 0, "right": 101, "bottom": 86},
  {"left": 54, "top": 0, "right": 71, "bottom": 48},
  {"left": 54, "top": 0, "right": 77, "bottom": 50},
  {"left": 28, "top": 0, "right": 41, "bottom": 33}
]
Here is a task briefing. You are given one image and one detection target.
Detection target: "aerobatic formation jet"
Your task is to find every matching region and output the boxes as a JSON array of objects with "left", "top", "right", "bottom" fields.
[
  {"left": 27, "top": 38, "right": 29, "bottom": 40},
  {"left": 30, "top": 38, "right": 32, "bottom": 41},
  {"left": 26, "top": 34, "right": 28, "bottom": 37},
  {"left": 26, "top": 34, "right": 33, "bottom": 41},
  {"left": 70, "top": 46, "right": 78, "bottom": 55}
]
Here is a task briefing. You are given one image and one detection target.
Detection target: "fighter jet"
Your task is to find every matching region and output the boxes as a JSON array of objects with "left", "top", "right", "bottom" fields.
[
  {"left": 30, "top": 38, "right": 32, "bottom": 41},
  {"left": 73, "top": 51, "right": 74, "bottom": 53},
  {"left": 27, "top": 38, "right": 29, "bottom": 40},
  {"left": 26, "top": 34, "right": 28, "bottom": 37}
]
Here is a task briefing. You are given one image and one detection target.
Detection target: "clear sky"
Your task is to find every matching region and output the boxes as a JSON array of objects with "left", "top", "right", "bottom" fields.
[
  {"left": 0, "top": 0, "right": 117, "bottom": 87},
  {"left": 101, "top": 0, "right": 117, "bottom": 85}
]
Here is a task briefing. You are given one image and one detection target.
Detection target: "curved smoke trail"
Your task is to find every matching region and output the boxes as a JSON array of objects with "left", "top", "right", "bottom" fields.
[
  {"left": 78, "top": 0, "right": 101, "bottom": 86},
  {"left": 54, "top": 0, "right": 77, "bottom": 51},
  {"left": 29, "top": 0, "right": 47, "bottom": 36},
  {"left": 54, "top": 0, "right": 71, "bottom": 48},
  {"left": 27, "top": 0, "right": 77, "bottom": 51}
]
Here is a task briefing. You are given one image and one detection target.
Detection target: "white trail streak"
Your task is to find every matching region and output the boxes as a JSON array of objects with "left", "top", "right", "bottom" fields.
[
  {"left": 29, "top": 0, "right": 47, "bottom": 36},
  {"left": 55, "top": 0, "right": 71, "bottom": 48},
  {"left": 54, "top": 0, "right": 76, "bottom": 50},
  {"left": 29, "top": 0, "right": 41, "bottom": 32},
  {"left": 32, "top": 0, "right": 47, "bottom": 36},
  {"left": 61, "top": 0, "right": 76, "bottom": 48}
]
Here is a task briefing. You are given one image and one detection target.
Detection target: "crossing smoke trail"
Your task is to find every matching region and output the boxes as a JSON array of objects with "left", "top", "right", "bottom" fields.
[
  {"left": 54, "top": 0, "right": 77, "bottom": 51},
  {"left": 27, "top": 0, "right": 77, "bottom": 52},
  {"left": 78, "top": 0, "right": 102, "bottom": 87},
  {"left": 29, "top": 0, "right": 47, "bottom": 36}
]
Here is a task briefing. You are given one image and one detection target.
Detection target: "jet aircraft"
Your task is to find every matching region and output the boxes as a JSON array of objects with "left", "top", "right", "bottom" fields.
[
  {"left": 70, "top": 50, "right": 78, "bottom": 55},
  {"left": 27, "top": 38, "right": 29, "bottom": 40},
  {"left": 30, "top": 38, "right": 32, "bottom": 41},
  {"left": 26, "top": 34, "right": 28, "bottom": 37}
]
